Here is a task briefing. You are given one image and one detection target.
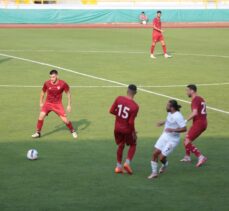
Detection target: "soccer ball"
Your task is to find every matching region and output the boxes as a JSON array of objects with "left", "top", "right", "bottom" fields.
[{"left": 27, "top": 149, "right": 38, "bottom": 160}]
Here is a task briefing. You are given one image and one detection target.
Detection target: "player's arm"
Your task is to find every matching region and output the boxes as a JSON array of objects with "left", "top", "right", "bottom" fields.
[
  {"left": 39, "top": 90, "right": 45, "bottom": 108},
  {"left": 153, "top": 24, "right": 163, "bottom": 33},
  {"left": 165, "top": 126, "right": 187, "bottom": 133},
  {"left": 128, "top": 107, "right": 139, "bottom": 139},
  {"left": 186, "top": 109, "right": 198, "bottom": 122},
  {"left": 66, "top": 91, "right": 71, "bottom": 113},
  {"left": 157, "top": 121, "right": 165, "bottom": 127},
  {"left": 109, "top": 99, "right": 118, "bottom": 115}
]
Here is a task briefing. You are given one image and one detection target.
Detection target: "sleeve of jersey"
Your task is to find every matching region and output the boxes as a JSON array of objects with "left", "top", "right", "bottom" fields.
[
  {"left": 109, "top": 99, "right": 117, "bottom": 115},
  {"left": 176, "top": 114, "right": 186, "bottom": 128},
  {"left": 192, "top": 98, "right": 199, "bottom": 110},
  {"left": 153, "top": 18, "right": 157, "bottom": 26},
  {"left": 42, "top": 83, "right": 47, "bottom": 92},
  {"left": 64, "top": 82, "right": 70, "bottom": 92},
  {"left": 128, "top": 107, "right": 139, "bottom": 131}
]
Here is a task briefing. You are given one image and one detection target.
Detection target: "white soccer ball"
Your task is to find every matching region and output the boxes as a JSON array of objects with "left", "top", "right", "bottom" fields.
[
  {"left": 27, "top": 149, "right": 38, "bottom": 160},
  {"left": 142, "top": 20, "right": 147, "bottom": 25}
]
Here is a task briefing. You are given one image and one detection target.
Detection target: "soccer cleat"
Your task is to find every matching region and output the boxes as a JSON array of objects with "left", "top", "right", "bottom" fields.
[
  {"left": 147, "top": 173, "right": 158, "bottom": 179},
  {"left": 150, "top": 54, "right": 156, "bottom": 59},
  {"left": 164, "top": 53, "right": 172, "bottom": 58},
  {"left": 180, "top": 156, "right": 192, "bottom": 162},
  {"left": 72, "top": 131, "right": 78, "bottom": 139},
  {"left": 115, "top": 167, "right": 123, "bottom": 174},
  {"left": 196, "top": 156, "right": 207, "bottom": 168},
  {"left": 31, "top": 132, "right": 41, "bottom": 138},
  {"left": 159, "top": 161, "right": 168, "bottom": 174},
  {"left": 123, "top": 163, "right": 133, "bottom": 175}
]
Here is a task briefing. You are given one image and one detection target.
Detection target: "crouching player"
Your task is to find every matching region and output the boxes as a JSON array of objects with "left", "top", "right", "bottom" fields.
[
  {"left": 148, "top": 100, "right": 186, "bottom": 179},
  {"left": 109, "top": 84, "right": 139, "bottom": 175},
  {"left": 32, "top": 70, "right": 77, "bottom": 139}
]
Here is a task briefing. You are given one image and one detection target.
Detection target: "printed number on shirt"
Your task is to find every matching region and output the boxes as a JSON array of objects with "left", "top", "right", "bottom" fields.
[
  {"left": 201, "top": 102, "right": 207, "bottom": 115},
  {"left": 117, "top": 104, "right": 130, "bottom": 119}
]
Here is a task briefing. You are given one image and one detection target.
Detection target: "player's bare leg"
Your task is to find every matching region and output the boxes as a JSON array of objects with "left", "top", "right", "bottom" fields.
[
  {"left": 150, "top": 41, "right": 157, "bottom": 59},
  {"left": 159, "top": 155, "right": 168, "bottom": 174},
  {"left": 115, "top": 142, "right": 125, "bottom": 173},
  {"left": 123, "top": 143, "right": 136, "bottom": 175},
  {"left": 148, "top": 148, "right": 160, "bottom": 179},
  {"left": 59, "top": 115, "right": 78, "bottom": 139},
  {"left": 160, "top": 40, "right": 171, "bottom": 58},
  {"left": 180, "top": 138, "right": 192, "bottom": 162},
  {"left": 32, "top": 112, "right": 46, "bottom": 138}
]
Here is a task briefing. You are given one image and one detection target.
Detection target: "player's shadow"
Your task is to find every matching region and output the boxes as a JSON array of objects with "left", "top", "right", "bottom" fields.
[
  {"left": 0, "top": 58, "right": 12, "bottom": 64},
  {"left": 41, "top": 119, "right": 90, "bottom": 138}
]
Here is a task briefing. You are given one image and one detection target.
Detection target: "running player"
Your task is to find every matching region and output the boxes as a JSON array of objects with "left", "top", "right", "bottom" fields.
[
  {"left": 180, "top": 84, "right": 208, "bottom": 167},
  {"left": 32, "top": 70, "right": 77, "bottom": 139},
  {"left": 148, "top": 100, "right": 186, "bottom": 179},
  {"left": 150, "top": 10, "right": 171, "bottom": 59},
  {"left": 109, "top": 84, "right": 139, "bottom": 175}
]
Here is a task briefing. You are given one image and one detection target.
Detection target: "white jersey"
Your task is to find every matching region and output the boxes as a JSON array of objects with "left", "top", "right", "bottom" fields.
[{"left": 163, "top": 111, "right": 186, "bottom": 141}]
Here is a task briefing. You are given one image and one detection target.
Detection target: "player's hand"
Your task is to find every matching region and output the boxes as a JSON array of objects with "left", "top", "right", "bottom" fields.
[
  {"left": 165, "top": 128, "right": 174, "bottom": 133},
  {"left": 157, "top": 121, "right": 164, "bottom": 127},
  {"left": 67, "top": 105, "right": 71, "bottom": 113},
  {"left": 40, "top": 103, "right": 44, "bottom": 109},
  {"left": 161, "top": 29, "right": 164, "bottom": 33}
]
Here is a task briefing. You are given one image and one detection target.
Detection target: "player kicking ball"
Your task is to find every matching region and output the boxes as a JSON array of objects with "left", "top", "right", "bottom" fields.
[
  {"left": 148, "top": 100, "right": 186, "bottom": 179},
  {"left": 180, "top": 84, "right": 208, "bottom": 167},
  {"left": 32, "top": 70, "right": 77, "bottom": 139},
  {"left": 150, "top": 10, "right": 171, "bottom": 59},
  {"left": 110, "top": 84, "right": 139, "bottom": 175}
]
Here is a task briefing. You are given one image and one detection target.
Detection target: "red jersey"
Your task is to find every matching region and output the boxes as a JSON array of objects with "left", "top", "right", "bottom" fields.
[
  {"left": 153, "top": 17, "right": 162, "bottom": 35},
  {"left": 191, "top": 96, "right": 207, "bottom": 123},
  {"left": 42, "top": 80, "right": 69, "bottom": 104},
  {"left": 110, "top": 96, "right": 139, "bottom": 134}
]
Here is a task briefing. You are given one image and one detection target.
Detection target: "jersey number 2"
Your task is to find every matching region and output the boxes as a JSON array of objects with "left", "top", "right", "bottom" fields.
[
  {"left": 201, "top": 102, "right": 207, "bottom": 115},
  {"left": 117, "top": 104, "right": 130, "bottom": 119}
]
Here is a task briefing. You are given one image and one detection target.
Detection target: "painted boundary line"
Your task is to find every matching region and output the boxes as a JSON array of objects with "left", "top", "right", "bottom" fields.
[
  {"left": 0, "top": 83, "right": 229, "bottom": 88},
  {"left": 0, "top": 52, "right": 228, "bottom": 115}
]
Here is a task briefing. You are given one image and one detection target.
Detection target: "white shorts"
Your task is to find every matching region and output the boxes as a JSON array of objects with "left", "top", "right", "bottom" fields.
[{"left": 154, "top": 133, "right": 180, "bottom": 157}]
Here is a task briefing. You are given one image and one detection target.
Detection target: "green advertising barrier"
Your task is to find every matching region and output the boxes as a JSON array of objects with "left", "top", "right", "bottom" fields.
[{"left": 0, "top": 9, "right": 229, "bottom": 23}]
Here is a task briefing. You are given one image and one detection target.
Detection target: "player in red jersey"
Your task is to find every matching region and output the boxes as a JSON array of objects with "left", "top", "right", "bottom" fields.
[
  {"left": 150, "top": 11, "right": 171, "bottom": 59},
  {"left": 180, "top": 84, "right": 208, "bottom": 167},
  {"left": 109, "top": 84, "right": 139, "bottom": 175},
  {"left": 32, "top": 70, "right": 77, "bottom": 139}
]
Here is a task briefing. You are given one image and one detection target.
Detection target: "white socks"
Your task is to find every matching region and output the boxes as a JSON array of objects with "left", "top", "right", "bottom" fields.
[
  {"left": 125, "top": 159, "right": 130, "bottom": 165},
  {"left": 117, "top": 163, "right": 122, "bottom": 168},
  {"left": 151, "top": 161, "right": 158, "bottom": 174}
]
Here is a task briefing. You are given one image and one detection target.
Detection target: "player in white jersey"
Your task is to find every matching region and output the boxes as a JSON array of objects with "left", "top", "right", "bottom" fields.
[{"left": 148, "top": 100, "right": 187, "bottom": 179}]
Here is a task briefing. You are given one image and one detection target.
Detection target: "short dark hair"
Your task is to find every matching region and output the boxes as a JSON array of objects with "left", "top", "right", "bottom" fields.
[
  {"left": 157, "top": 10, "right": 162, "bottom": 14},
  {"left": 187, "top": 84, "right": 197, "bottom": 92},
  {"left": 169, "top": 100, "right": 181, "bottom": 111},
  {"left": 49, "top": 69, "right": 58, "bottom": 75},
  {"left": 142, "top": 11, "right": 145, "bottom": 14},
  {"left": 128, "top": 84, "right": 137, "bottom": 94}
]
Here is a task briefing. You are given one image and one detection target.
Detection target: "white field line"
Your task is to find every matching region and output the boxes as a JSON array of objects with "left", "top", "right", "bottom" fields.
[
  {"left": 0, "top": 83, "right": 229, "bottom": 88},
  {"left": 0, "top": 49, "right": 229, "bottom": 59},
  {"left": 0, "top": 52, "right": 228, "bottom": 115}
]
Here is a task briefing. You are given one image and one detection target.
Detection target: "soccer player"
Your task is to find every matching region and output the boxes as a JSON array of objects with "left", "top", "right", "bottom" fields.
[
  {"left": 148, "top": 100, "right": 186, "bottom": 179},
  {"left": 109, "top": 84, "right": 139, "bottom": 175},
  {"left": 32, "top": 70, "right": 77, "bottom": 139},
  {"left": 180, "top": 84, "right": 208, "bottom": 167},
  {"left": 150, "top": 10, "right": 171, "bottom": 59}
]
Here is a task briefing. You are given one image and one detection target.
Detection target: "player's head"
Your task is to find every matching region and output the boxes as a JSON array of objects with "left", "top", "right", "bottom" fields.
[
  {"left": 167, "top": 100, "right": 181, "bottom": 112},
  {"left": 141, "top": 11, "right": 145, "bottom": 14},
  {"left": 127, "top": 84, "right": 137, "bottom": 98},
  {"left": 49, "top": 69, "right": 58, "bottom": 83},
  {"left": 156, "top": 10, "right": 162, "bottom": 18},
  {"left": 186, "top": 84, "right": 197, "bottom": 98}
]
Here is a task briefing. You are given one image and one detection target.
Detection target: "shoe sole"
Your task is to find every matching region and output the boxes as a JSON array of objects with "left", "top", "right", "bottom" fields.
[{"left": 196, "top": 157, "right": 208, "bottom": 168}]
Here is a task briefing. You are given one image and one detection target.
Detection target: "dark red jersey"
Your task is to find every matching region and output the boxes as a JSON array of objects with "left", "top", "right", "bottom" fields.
[
  {"left": 153, "top": 17, "right": 162, "bottom": 35},
  {"left": 191, "top": 96, "right": 207, "bottom": 123},
  {"left": 110, "top": 96, "right": 139, "bottom": 134},
  {"left": 42, "top": 80, "right": 69, "bottom": 104}
]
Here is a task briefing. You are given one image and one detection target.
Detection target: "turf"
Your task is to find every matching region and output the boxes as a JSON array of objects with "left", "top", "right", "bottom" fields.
[{"left": 0, "top": 28, "right": 229, "bottom": 211}]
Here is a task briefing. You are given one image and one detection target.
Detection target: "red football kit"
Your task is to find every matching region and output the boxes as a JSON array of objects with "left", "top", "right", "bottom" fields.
[
  {"left": 41, "top": 80, "right": 69, "bottom": 117},
  {"left": 110, "top": 96, "right": 139, "bottom": 145},
  {"left": 152, "top": 17, "right": 164, "bottom": 42},
  {"left": 187, "top": 96, "right": 208, "bottom": 141}
]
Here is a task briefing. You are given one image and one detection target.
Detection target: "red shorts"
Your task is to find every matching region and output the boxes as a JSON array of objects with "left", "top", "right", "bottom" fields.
[
  {"left": 153, "top": 33, "right": 164, "bottom": 42},
  {"left": 41, "top": 102, "right": 66, "bottom": 117},
  {"left": 187, "top": 121, "right": 207, "bottom": 141},
  {"left": 114, "top": 131, "right": 136, "bottom": 146}
]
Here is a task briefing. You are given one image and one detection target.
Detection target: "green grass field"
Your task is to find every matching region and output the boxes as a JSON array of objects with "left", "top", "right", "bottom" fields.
[{"left": 0, "top": 28, "right": 229, "bottom": 211}]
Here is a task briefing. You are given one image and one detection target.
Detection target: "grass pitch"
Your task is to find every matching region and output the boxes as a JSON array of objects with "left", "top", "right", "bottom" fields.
[{"left": 0, "top": 28, "right": 229, "bottom": 211}]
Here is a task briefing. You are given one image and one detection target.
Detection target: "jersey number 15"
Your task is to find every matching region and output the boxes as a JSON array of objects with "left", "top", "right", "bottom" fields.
[{"left": 117, "top": 104, "right": 130, "bottom": 119}]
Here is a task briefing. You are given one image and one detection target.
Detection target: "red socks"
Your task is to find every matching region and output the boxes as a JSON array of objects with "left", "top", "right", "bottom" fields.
[
  {"left": 66, "top": 121, "right": 74, "bottom": 133},
  {"left": 185, "top": 143, "right": 201, "bottom": 158},
  {"left": 127, "top": 144, "right": 136, "bottom": 161},
  {"left": 36, "top": 120, "right": 44, "bottom": 132},
  {"left": 162, "top": 45, "right": 167, "bottom": 54},
  {"left": 117, "top": 143, "right": 125, "bottom": 163},
  {"left": 150, "top": 45, "right": 155, "bottom": 54}
]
